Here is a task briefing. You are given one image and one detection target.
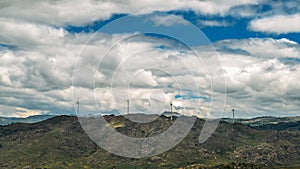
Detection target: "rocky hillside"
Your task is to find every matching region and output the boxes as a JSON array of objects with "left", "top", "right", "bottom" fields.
[{"left": 0, "top": 115, "right": 299, "bottom": 169}]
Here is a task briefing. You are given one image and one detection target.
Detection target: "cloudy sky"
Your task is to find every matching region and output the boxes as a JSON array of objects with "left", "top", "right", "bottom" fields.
[{"left": 0, "top": 0, "right": 299, "bottom": 118}]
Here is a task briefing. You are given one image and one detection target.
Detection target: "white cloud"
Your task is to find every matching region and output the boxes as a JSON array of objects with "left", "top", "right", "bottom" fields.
[
  {"left": 0, "top": 18, "right": 65, "bottom": 48},
  {"left": 148, "top": 15, "right": 188, "bottom": 27},
  {"left": 213, "top": 38, "right": 300, "bottom": 117},
  {"left": 1, "top": 0, "right": 300, "bottom": 119},
  {"left": 0, "top": 1, "right": 299, "bottom": 119},
  {"left": 227, "top": 0, "right": 300, "bottom": 19},
  {"left": 14, "top": 107, "right": 46, "bottom": 118},
  {"left": 198, "top": 19, "right": 231, "bottom": 27},
  {"left": 215, "top": 38, "right": 300, "bottom": 58},
  {"left": 188, "top": 0, "right": 259, "bottom": 16},
  {"left": 227, "top": 4, "right": 259, "bottom": 18},
  {"left": 0, "top": 0, "right": 261, "bottom": 27},
  {"left": 249, "top": 14, "right": 300, "bottom": 34},
  {"left": 88, "top": 37, "right": 300, "bottom": 118},
  {"left": 88, "top": 35, "right": 219, "bottom": 117},
  {"left": 130, "top": 69, "right": 158, "bottom": 87},
  {"left": 0, "top": 0, "right": 120, "bottom": 27},
  {"left": 0, "top": 30, "right": 218, "bottom": 117}
]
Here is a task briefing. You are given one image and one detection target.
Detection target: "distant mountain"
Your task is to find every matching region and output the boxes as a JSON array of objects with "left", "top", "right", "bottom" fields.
[
  {"left": 221, "top": 116, "right": 300, "bottom": 127},
  {"left": 0, "top": 115, "right": 299, "bottom": 168},
  {"left": 161, "top": 111, "right": 181, "bottom": 118},
  {"left": 0, "top": 114, "right": 55, "bottom": 125}
]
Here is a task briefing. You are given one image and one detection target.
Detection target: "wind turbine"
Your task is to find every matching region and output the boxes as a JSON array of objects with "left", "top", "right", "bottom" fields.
[
  {"left": 127, "top": 99, "right": 130, "bottom": 115},
  {"left": 76, "top": 99, "right": 80, "bottom": 114},
  {"left": 232, "top": 109, "right": 235, "bottom": 123},
  {"left": 170, "top": 101, "right": 173, "bottom": 121}
]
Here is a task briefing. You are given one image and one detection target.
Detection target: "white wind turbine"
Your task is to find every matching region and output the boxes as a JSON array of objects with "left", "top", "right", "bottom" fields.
[
  {"left": 76, "top": 99, "right": 80, "bottom": 114},
  {"left": 170, "top": 101, "right": 173, "bottom": 121}
]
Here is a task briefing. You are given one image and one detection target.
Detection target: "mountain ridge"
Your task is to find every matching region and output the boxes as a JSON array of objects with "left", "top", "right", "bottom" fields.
[
  {"left": 0, "top": 115, "right": 300, "bottom": 168},
  {"left": 1, "top": 113, "right": 299, "bottom": 126}
]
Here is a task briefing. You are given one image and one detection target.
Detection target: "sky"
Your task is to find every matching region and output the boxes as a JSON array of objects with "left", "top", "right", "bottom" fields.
[{"left": 0, "top": 0, "right": 299, "bottom": 118}]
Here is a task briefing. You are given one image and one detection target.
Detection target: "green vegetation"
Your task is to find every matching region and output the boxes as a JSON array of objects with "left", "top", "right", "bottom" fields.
[{"left": 0, "top": 115, "right": 299, "bottom": 169}]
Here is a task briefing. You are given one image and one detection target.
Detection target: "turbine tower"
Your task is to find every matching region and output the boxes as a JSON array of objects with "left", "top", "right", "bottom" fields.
[
  {"left": 232, "top": 109, "right": 235, "bottom": 123},
  {"left": 76, "top": 99, "right": 79, "bottom": 114},
  {"left": 170, "top": 101, "right": 173, "bottom": 121},
  {"left": 127, "top": 99, "right": 130, "bottom": 115}
]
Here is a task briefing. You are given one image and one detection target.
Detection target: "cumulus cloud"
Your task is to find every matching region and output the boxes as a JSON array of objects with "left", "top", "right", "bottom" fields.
[
  {"left": 13, "top": 107, "right": 45, "bottom": 118},
  {"left": 88, "top": 34, "right": 219, "bottom": 117},
  {"left": 215, "top": 38, "right": 300, "bottom": 58},
  {"left": 0, "top": 18, "right": 65, "bottom": 48},
  {"left": 1, "top": 34, "right": 300, "bottom": 118},
  {"left": 249, "top": 14, "right": 300, "bottom": 34},
  {"left": 228, "top": 0, "right": 300, "bottom": 19},
  {"left": 77, "top": 35, "right": 300, "bottom": 118},
  {"left": 148, "top": 15, "right": 188, "bottom": 27},
  {"left": 213, "top": 38, "right": 300, "bottom": 117},
  {"left": 0, "top": 0, "right": 299, "bottom": 118},
  {"left": 130, "top": 69, "right": 158, "bottom": 87},
  {"left": 0, "top": 25, "right": 88, "bottom": 116},
  {"left": 0, "top": 0, "right": 261, "bottom": 27},
  {"left": 198, "top": 19, "right": 231, "bottom": 27},
  {"left": 0, "top": 27, "right": 216, "bottom": 117},
  {"left": 188, "top": 0, "right": 260, "bottom": 16}
]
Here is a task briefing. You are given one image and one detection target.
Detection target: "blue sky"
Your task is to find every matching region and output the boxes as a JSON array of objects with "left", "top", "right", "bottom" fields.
[
  {"left": 67, "top": 11, "right": 300, "bottom": 45},
  {"left": 0, "top": 0, "right": 299, "bottom": 118}
]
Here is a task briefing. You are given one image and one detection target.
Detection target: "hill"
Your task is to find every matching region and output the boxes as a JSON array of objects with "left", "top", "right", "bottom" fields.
[
  {"left": 0, "top": 115, "right": 55, "bottom": 125},
  {"left": 222, "top": 116, "right": 300, "bottom": 127},
  {"left": 0, "top": 115, "right": 299, "bottom": 169}
]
